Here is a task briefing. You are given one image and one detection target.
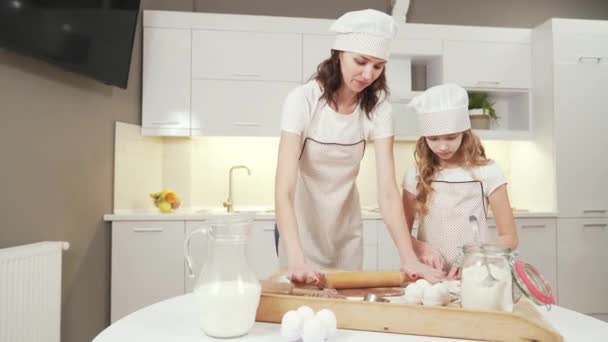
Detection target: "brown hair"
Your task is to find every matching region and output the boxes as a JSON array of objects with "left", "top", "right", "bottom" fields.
[
  {"left": 312, "top": 50, "right": 389, "bottom": 119},
  {"left": 414, "top": 130, "right": 490, "bottom": 217}
]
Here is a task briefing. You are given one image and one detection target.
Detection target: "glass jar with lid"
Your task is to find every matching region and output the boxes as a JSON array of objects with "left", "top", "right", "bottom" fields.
[{"left": 460, "top": 243, "right": 554, "bottom": 312}]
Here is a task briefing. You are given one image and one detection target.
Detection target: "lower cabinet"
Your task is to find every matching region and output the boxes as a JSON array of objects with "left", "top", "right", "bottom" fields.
[
  {"left": 487, "top": 217, "right": 558, "bottom": 297},
  {"left": 363, "top": 220, "right": 379, "bottom": 270},
  {"left": 557, "top": 218, "right": 608, "bottom": 315},
  {"left": 111, "top": 221, "right": 185, "bottom": 323}
]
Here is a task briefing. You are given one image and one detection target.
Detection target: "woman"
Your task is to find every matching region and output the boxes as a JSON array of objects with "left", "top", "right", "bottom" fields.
[
  {"left": 402, "top": 84, "right": 519, "bottom": 277},
  {"left": 274, "top": 9, "right": 444, "bottom": 284}
]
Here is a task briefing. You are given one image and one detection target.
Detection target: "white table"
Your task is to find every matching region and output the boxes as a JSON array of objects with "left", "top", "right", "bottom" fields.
[{"left": 93, "top": 293, "right": 608, "bottom": 341}]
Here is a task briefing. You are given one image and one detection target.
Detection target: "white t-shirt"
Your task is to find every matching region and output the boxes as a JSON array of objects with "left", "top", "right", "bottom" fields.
[
  {"left": 280, "top": 80, "right": 393, "bottom": 143},
  {"left": 402, "top": 162, "right": 507, "bottom": 198}
]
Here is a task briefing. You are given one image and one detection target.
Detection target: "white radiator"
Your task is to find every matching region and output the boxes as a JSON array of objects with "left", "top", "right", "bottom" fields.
[{"left": 0, "top": 241, "right": 69, "bottom": 342}]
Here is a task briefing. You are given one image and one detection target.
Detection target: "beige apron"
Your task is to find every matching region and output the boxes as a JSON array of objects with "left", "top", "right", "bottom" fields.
[
  {"left": 417, "top": 180, "right": 488, "bottom": 272},
  {"left": 279, "top": 106, "right": 366, "bottom": 270}
]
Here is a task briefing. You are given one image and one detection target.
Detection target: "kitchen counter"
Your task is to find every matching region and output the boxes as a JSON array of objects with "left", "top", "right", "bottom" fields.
[
  {"left": 104, "top": 208, "right": 558, "bottom": 221},
  {"left": 93, "top": 293, "right": 608, "bottom": 342}
]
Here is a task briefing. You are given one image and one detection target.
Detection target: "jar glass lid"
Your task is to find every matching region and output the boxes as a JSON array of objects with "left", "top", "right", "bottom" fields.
[{"left": 512, "top": 260, "right": 555, "bottom": 305}]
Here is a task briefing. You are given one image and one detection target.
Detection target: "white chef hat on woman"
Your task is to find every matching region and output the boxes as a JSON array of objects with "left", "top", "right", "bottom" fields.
[
  {"left": 409, "top": 83, "right": 471, "bottom": 136},
  {"left": 331, "top": 9, "right": 399, "bottom": 60}
]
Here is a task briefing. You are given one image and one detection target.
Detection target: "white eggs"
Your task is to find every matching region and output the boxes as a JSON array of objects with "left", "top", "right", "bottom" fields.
[
  {"left": 315, "top": 308, "right": 337, "bottom": 337},
  {"left": 301, "top": 316, "right": 325, "bottom": 342},
  {"left": 422, "top": 283, "right": 451, "bottom": 306},
  {"left": 404, "top": 283, "right": 424, "bottom": 304},
  {"left": 280, "top": 310, "right": 303, "bottom": 341},
  {"left": 281, "top": 306, "right": 337, "bottom": 341},
  {"left": 415, "top": 278, "right": 432, "bottom": 290},
  {"left": 296, "top": 305, "right": 315, "bottom": 321}
]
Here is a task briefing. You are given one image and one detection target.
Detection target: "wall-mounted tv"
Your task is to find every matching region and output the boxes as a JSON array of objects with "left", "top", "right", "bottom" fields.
[{"left": 0, "top": 0, "right": 141, "bottom": 89}]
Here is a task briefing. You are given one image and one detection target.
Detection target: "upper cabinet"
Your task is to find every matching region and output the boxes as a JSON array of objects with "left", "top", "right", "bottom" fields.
[
  {"left": 442, "top": 40, "right": 531, "bottom": 89},
  {"left": 142, "top": 11, "right": 534, "bottom": 140},
  {"left": 192, "top": 30, "right": 302, "bottom": 82},
  {"left": 142, "top": 28, "right": 191, "bottom": 136}
]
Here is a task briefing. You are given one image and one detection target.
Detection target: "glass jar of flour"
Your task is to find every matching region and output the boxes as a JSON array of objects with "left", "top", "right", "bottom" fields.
[
  {"left": 184, "top": 214, "right": 261, "bottom": 338},
  {"left": 460, "top": 243, "right": 554, "bottom": 312}
]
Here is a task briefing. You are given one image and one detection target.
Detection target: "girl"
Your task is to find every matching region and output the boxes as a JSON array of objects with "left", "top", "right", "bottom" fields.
[
  {"left": 275, "top": 9, "right": 444, "bottom": 285},
  {"left": 402, "top": 84, "right": 518, "bottom": 276}
]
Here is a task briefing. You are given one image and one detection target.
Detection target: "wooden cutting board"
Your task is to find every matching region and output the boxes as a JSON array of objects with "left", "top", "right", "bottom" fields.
[{"left": 255, "top": 294, "right": 562, "bottom": 342}]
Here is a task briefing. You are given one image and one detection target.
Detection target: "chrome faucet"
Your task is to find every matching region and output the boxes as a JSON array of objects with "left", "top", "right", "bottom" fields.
[{"left": 223, "top": 165, "right": 251, "bottom": 213}]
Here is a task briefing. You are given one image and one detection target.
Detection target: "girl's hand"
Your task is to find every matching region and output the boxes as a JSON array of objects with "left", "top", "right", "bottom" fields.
[
  {"left": 287, "top": 261, "right": 325, "bottom": 286},
  {"left": 401, "top": 260, "right": 445, "bottom": 284},
  {"left": 414, "top": 240, "right": 446, "bottom": 272},
  {"left": 446, "top": 265, "right": 461, "bottom": 280}
]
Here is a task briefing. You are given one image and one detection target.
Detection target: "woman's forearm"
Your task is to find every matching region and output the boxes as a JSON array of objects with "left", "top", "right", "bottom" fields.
[{"left": 275, "top": 191, "right": 306, "bottom": 266}]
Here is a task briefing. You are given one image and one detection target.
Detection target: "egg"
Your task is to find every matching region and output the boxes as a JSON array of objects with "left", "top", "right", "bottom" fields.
[
  {"left": 315, "top": 309, "right": 337, "bottom": 337},
  {"left": 423, "top": 283, "right": 450, "bottom": 306},
  {"left": 301, "top": 316, "right": 325, "bottom": 342},
  {"left": 280, "top": 310, "right": 303, "bottom": 341},
  {"left": 415, "top": 279, "right": 432, "bottom": 291},
  {"left": 404, "top": 283, "right": 424, "bottom": 304},
  {"left": 296, "top": 305, "right": 315, "bottom": 322}
]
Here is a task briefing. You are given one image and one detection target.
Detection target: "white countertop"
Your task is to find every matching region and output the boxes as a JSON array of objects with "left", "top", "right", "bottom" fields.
[
  {"left": 93, "top": 293, "right": 608, "bottom": 342},
  {"left": 104, "top": 208, "right": 558, "bottom": 222}
]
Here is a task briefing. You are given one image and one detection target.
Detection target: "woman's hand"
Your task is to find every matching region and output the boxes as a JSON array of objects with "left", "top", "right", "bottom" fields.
[
  {"left": 287, "top": 261, "right": 325, "bottom": 286},
  {"left": 413, "top": 239, "right": 447, "bottom": 272},
  {"left": 401, "top": 260, "right": 445, "bottom": 284}
]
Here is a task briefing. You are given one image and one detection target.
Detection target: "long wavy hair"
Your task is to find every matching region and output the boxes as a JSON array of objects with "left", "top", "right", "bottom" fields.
[
  {"left": 414, "top": 129, "right": 490, "bottom": 217},
  {"left": 312, "top": 50, "right": 389, "bottom": 119}
]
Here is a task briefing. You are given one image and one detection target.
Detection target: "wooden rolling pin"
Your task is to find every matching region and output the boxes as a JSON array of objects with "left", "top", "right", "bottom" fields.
[
  {"left": 261, "top": 280, "right": 345, "bottom": 298},
  {"left": 322, "top": 271, "right": 416, "bottom": 289}
]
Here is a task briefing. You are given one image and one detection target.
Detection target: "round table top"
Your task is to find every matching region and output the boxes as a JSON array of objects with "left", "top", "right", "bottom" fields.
[{"left": 94, "top": 293, "right": 608, "bottom": 342}]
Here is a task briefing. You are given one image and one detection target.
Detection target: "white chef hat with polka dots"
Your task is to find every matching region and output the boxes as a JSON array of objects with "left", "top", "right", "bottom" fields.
[
  {"left": 330, "top": 9, "right": 399, "bottom": 61},
  {"left": 409, "top": 83, "right": 471, "bottom": 136}
]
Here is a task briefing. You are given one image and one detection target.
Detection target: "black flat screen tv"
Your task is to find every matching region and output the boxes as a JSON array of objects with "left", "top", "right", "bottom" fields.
[{"left": 0, "top": 0, "right": 141, "bottom": 89}]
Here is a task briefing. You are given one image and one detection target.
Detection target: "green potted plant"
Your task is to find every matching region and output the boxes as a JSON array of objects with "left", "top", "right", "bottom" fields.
[{"left": 468, "top": 92, "right": 498, "bottom": 129}]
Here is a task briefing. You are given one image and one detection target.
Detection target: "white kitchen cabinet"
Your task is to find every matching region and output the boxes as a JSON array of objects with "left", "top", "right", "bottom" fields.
[
  {"left": 392, "top": 102, "right": 419, "bottom": 140},
  {"left": 554, "top": 62, "right": 608, "bottom": 218},
  {"left": 363, "top": 219, "right": 378, "bottom": 270},
  {"left": 377, "top": 221, "right": 402, "bottom": 270},
  {"left": 302, "top": 34, "right": 333, "bottom": 81},
  {"left": 192, "top": 30, "right": 302, "bottom": 82},
  {"left": 488, "top": 217, "right": 558, "bottom": 295},
  {"left": 247, "top": 220, "right": 280, "bottom": 281},
  {"left": 557, "top": 218, "right": 608, "bottom": 314},
  {"left": 142, "top": 28, "right": 191, "bottom": 136},
  {"left": 441, "top": 40, "right": 531, "bottom": 89},
  {"left": 111, "top": 221, "right": 185, "bottom": 322},
  {"left": 191, "top": 80, "right": 296, "bottom": 136}
]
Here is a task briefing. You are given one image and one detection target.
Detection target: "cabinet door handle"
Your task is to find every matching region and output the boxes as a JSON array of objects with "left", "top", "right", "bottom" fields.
[
  {"left": 582, "top": 209, "right": 607, "bottom": 214},
  {"left": 476, "top": 81, "right": 501, "bottom": 86},
  {"left": 234, "top": 122, "right": 261, "bottom": 127},
  {"left": 488, "top": 225, "right": 497, "bottom": 229},
  {"left": 150, "top": 121, "right": 180, "bottom": 126},
  {"left": 521, "top": 224, "right": 546, "bottom": 229},
  {"left": 583, "top": 224, "right": 607, "bottom": 229},
  {"left": 133, "top": 228, "right": 164, "bottom": 233},
  {"left": 233, "top": 73, "right": 261, "bottom": 78},
  {"left": 263, "top": 227, "right": 275, "bottom": 232},
  {"left": 578, "top": 56, "right": 602, "bottom": 63}
]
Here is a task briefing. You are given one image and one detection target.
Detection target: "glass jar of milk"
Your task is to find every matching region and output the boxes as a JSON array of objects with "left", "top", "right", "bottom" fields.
[
  {"left": 460, "top": 243, "right": 555, "bottom": 312},
  {"left": 184, "top": 213, "right": 261, "bottom": 338}
]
